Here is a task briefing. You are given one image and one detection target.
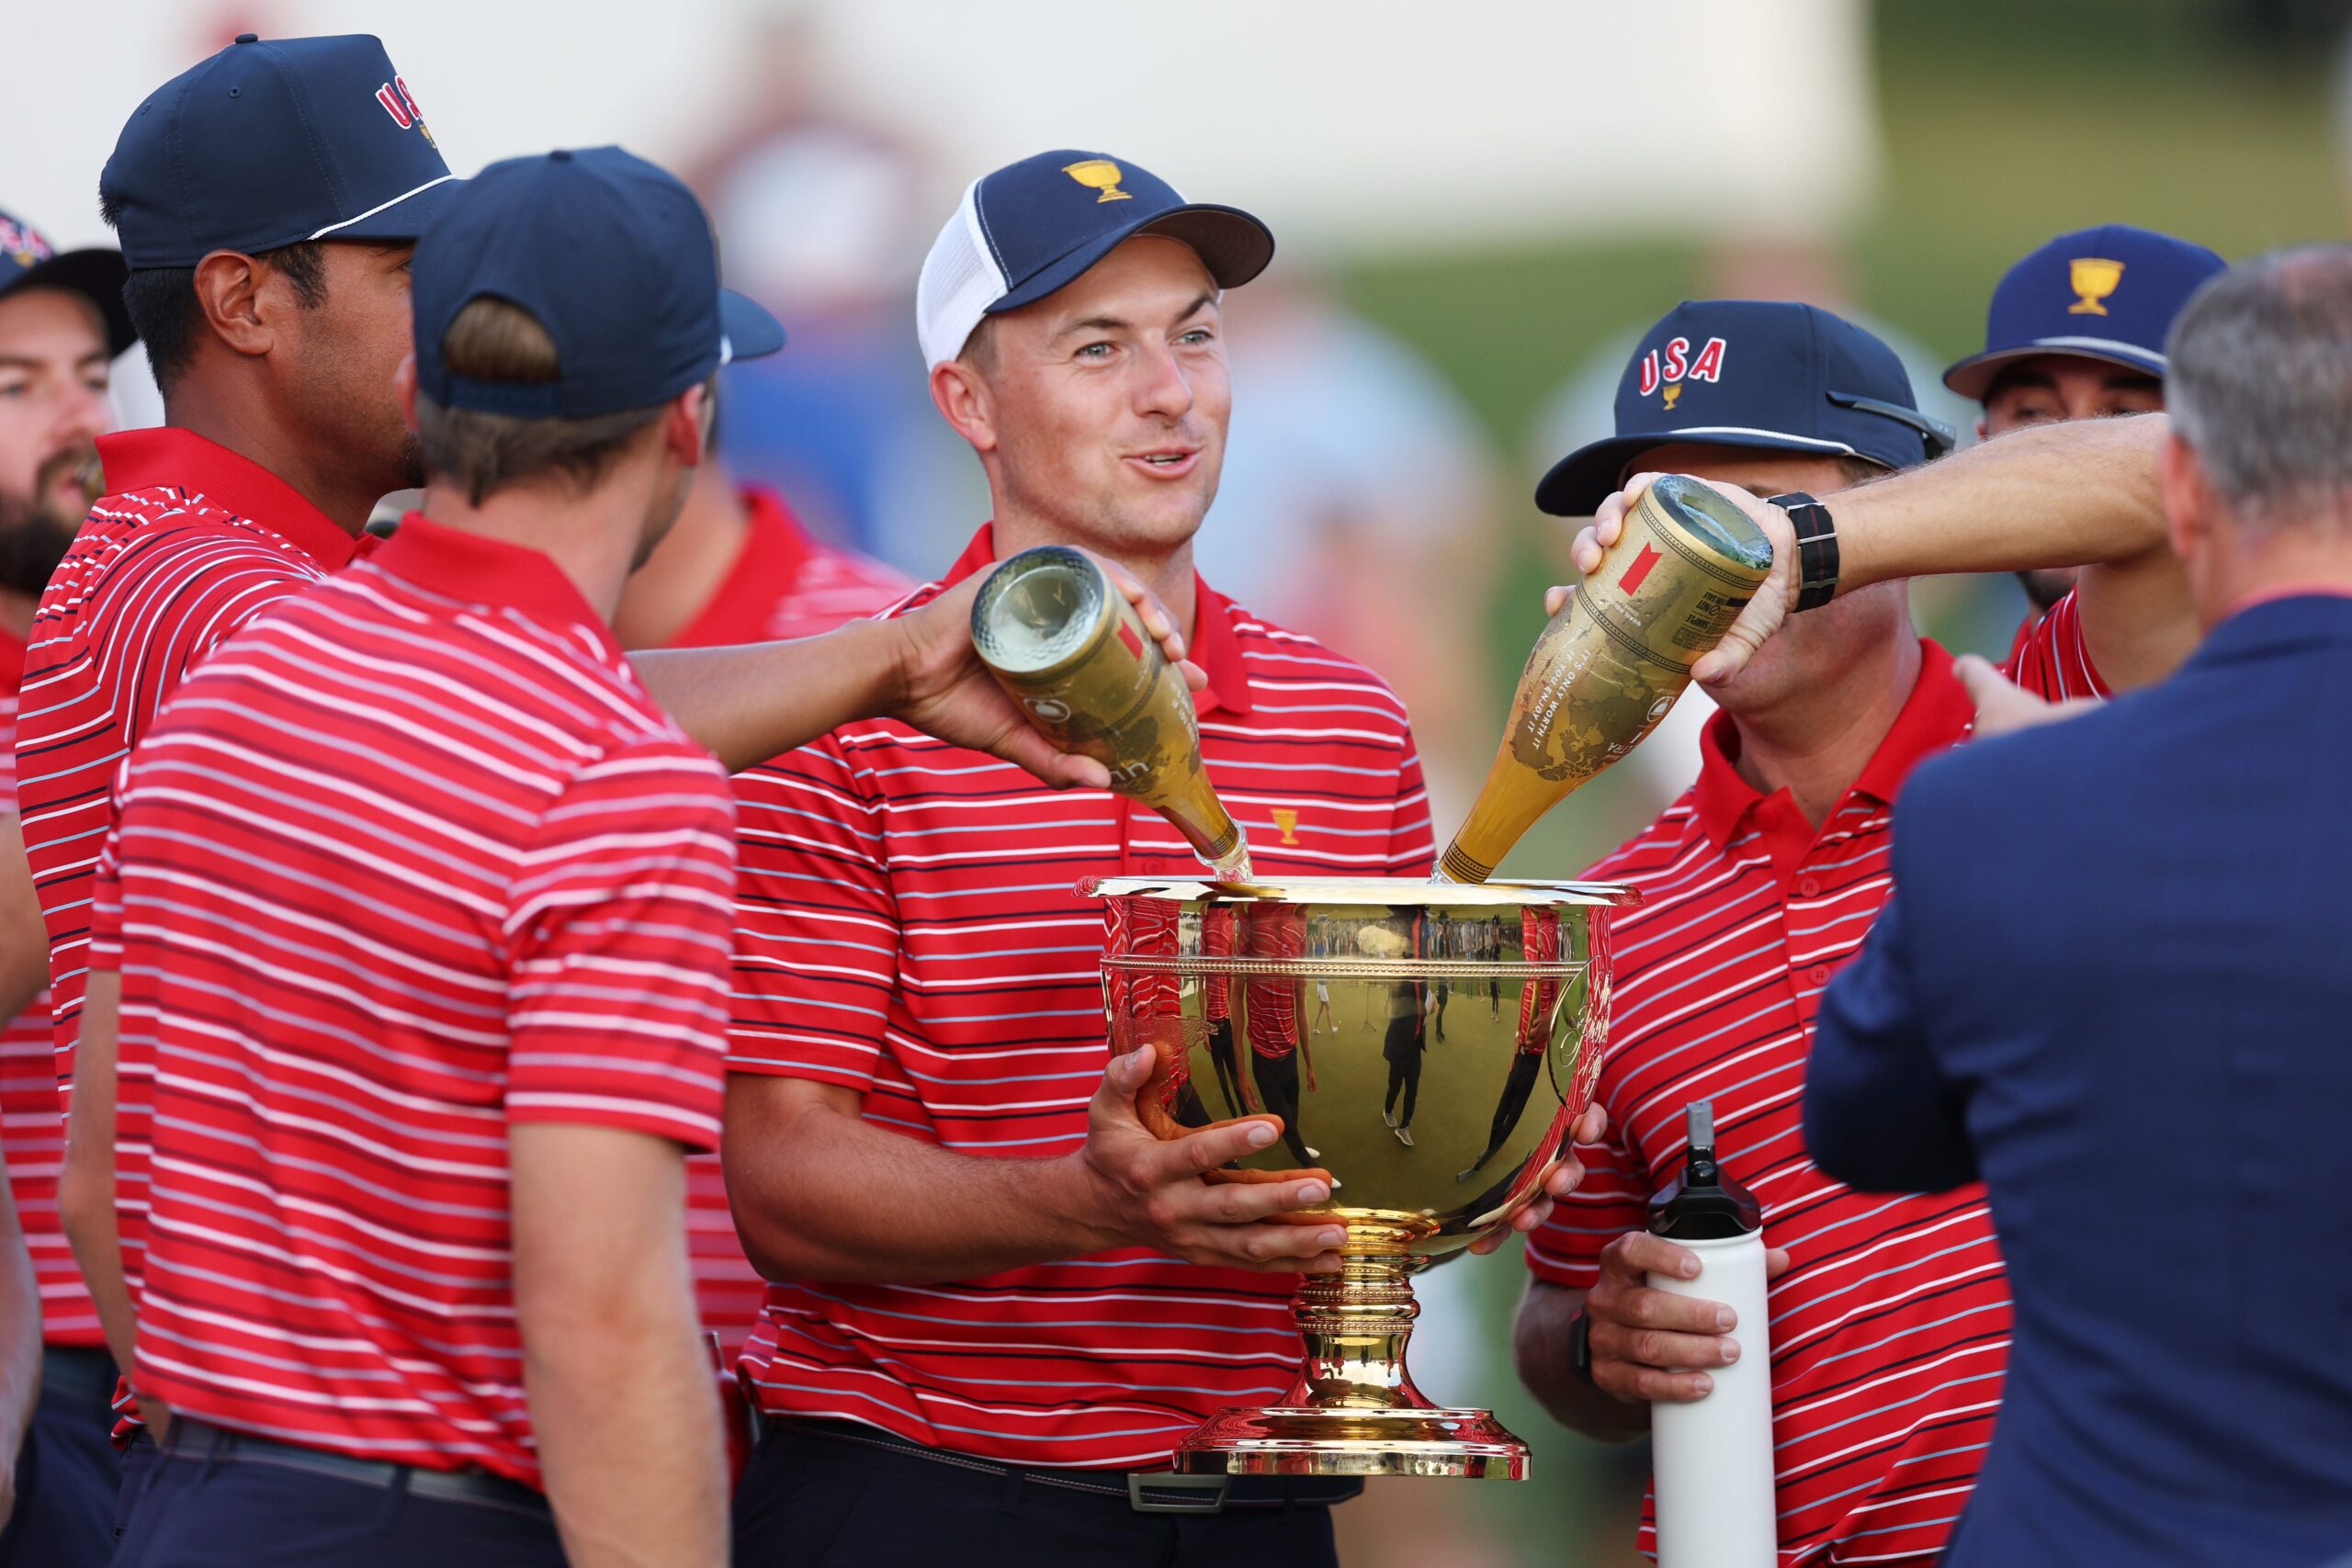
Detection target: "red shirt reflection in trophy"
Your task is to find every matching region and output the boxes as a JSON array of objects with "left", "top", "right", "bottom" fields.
[
  {"left": 1198, "top": 903, "right": 1246, "bottom": 1113},
  {"left": 1457, "top": 908, "right": 1562, "bottom": 1185},
  {"left": 1238, "top": 903, "right": 1317, "bottom": 1164},
  {"left": 1107, "top": 896, "right": 1198, "bottom": 1130}
]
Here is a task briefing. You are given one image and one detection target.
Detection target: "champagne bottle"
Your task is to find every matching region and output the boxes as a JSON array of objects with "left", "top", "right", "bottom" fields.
[
  {"left": 1438, "top": 475, "right": 1773, "bottom": 884},
  {"left": 971, "top": 546, "right": 1251, "bottom": 878}
]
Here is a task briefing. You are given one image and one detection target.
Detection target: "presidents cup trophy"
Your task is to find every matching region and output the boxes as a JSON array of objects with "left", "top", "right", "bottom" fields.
[
  {"left": 1438, "top": 474, "right": 1774, "bottom": 883},
  {"left": 1085, "top": 875, "right": 1635, "bottom": 1479},
  {"left": 973, "top": 545, "right": 1251, "bottom": 877}
]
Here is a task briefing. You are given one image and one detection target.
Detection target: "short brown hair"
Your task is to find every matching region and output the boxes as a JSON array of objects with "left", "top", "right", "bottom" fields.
[{"left": 413, "top": 296, "right": 679, "bottom": 504}]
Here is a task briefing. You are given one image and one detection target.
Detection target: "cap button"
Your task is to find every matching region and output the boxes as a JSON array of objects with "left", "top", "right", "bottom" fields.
[
  {"left": 549, "top": 149, "right": 573, "bottom": 162},
  {"left": 234, "top": 31, "right": 258, "bottom": 42}
]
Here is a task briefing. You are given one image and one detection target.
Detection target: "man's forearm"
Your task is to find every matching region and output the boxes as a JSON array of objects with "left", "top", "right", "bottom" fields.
[
  {"left": 526, "top": 1291, "right": 722, "bottom": 1568},
  {"left": 514, "top": 1125, "right": 724, "bottom": 1568},
  {"left": 631, "top": 618, "right": 899, "bottom": 773},
  {"left": 58, "top": 970, "right": 138, "bottom": 1382},
  {"left": 728, "top": 1091, "right": 1119, "bottom": 1285},
  {"left": 1839, "top": 412, "right": 2170, "bottom": 591},
  {"left": 1512, "top": 1280, "right": 1647, "bottom": 1442},
  {"left": 0, "top": 816, "right": 48, "bottom": 1023},
  {"left": 0, "top": 1163, "right": 42, "bottom": 1481}
]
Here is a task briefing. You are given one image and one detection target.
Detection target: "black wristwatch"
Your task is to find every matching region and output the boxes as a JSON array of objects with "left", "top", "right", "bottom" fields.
[
  {"left": 1766, "top": 491, "right": 1839, "bottom": 612},
  {"left": 1569, "top": 1309, "right": 1596, "bottom": 1384}
]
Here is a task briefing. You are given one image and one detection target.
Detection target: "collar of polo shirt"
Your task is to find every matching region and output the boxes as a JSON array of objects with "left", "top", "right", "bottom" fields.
[
  {"left": 939, "top": 524, "right": 1256, "bottom": 717},
  {"left": 93, "top": 428, "right": 363, "bottom": 570},
  {"left": 1690, "top": 638, "right": 1973, "bottom": 860}
]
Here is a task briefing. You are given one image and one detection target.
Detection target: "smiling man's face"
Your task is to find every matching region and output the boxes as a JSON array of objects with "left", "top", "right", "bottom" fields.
[{"left": 965, "top": 235, "right": 1230, "bottom": 558}]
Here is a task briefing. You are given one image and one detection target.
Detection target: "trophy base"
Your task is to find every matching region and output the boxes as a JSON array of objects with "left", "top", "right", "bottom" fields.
[{"left": 1172, "top": 1405, "right": 1529, "bottom": 1480}]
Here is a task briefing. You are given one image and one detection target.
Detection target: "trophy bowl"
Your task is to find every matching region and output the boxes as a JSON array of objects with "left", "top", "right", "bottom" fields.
[{"left": 1081, "top": 875, "right": 1635, "bottom": 1480}]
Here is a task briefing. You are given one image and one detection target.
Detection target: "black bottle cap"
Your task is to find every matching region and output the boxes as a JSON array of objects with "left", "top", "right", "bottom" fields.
[{"left": 1647, "top": 1100, "right": 1762, "bottom": 1240}]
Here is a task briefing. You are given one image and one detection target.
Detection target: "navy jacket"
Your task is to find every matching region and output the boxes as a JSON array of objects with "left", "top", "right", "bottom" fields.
[{"left": 1807, "top": 595, "right": 2352, "bottom": 1568}]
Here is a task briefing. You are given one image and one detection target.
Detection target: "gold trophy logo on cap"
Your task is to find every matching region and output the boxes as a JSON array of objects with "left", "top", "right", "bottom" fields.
[
  {"left": 1063, "top": 158, "right": 1134, "bottom": 202},
  {"left": 2068, "top": 256, "right": 2125, "bottom": 315}
]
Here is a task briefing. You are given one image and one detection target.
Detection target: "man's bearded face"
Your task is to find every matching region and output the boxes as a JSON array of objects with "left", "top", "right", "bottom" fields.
[{"left": 0, "top": 442, "right": 96, "bottom": 598}]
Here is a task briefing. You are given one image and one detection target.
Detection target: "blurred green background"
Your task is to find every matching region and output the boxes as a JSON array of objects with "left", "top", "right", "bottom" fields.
[{"left": 1326, "top": 4, "right": 2349, "bottom": 1562}]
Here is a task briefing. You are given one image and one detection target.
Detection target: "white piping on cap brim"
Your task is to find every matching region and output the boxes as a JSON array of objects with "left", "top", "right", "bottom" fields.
[
  {"left": 306, "top": 173, "right": 460, "bottom": 241},
  {"left": 2026, "top": 334, "right": 2167, "bottom": 369},
  {"left": 1653, "top": 425, "right": 1860, "bottom": 456}
]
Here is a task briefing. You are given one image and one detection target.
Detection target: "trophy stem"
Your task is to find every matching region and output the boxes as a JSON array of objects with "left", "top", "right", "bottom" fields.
[
  {"left": 1170, "top": 1248, "right": 1531, "bottom": 1480},
  {"left": 1293, "top": 1252, "right": 1428, "bottom": 1409}
]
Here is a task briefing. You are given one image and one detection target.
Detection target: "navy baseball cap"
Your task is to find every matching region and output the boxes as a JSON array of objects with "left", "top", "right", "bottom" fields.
[
  {"left": 0, "top": 211, "right": 133, "bottom": 355},
  {"left": 101, "top": 34, "right": 461, "bottom": 270},
  {"left": 915, "top": 149, "right": 1274, "bottom": 367},
  {"left": 1536, "top": 300, "right": 1954, "bottom": 517},
  {"left": 1942, "top": 224, "right": 2227, "bottom": 400},
  {"left": 413, "top": 147, "right": 784, "bottom": 419}
]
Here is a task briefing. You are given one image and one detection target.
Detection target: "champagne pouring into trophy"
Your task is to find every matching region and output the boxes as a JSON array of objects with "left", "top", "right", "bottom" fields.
[{"left": 999, "top": 479, "right": 1774, "bottom": 1480}]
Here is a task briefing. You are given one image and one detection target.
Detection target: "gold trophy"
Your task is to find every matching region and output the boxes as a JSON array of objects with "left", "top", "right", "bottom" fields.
[
  {"left": 1438, "top": 474, "right": 1774, "bottom": 884},
  {"left": 972, "top": 546, "right": 1250, "bottom": 878},
  {"left": 2067, "top": 256, "right": 2125, "bottom": 315},
  {"left": 1086, "top": 874, "right": 1634, "bottom": 1478}
]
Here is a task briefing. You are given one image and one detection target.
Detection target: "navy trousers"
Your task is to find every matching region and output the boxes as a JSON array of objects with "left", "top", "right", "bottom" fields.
[
  {"left": 0, "top": 1348, "right": 124, "bottom": 1567},
  {"left": 111, "top": 1424, "right": 565, "bottom": 1568},
  {"left": 733, "top": 1422, "right": 1345, "bottom": 1568}
]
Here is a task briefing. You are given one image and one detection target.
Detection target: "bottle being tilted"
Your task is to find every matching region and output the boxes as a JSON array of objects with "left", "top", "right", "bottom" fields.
[
  {"left": 1436, "top": 475, "right": 1773, "bottom": 885},
  {"left": 971, "top": 546, "right": 1251, "bottom": 880}
]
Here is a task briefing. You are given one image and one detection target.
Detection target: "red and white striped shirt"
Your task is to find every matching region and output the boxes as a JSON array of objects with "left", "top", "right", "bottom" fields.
[
  {"left": 2007, "top": 589, "right": 2109, "bottom": 701},
  {"left": 658, "top": 483, "right": 911, "bottom": 1360},
  {"left": 92, "top": 516, "right": 734, "bottom": 1483},
  {"left": 17, "top": 429, "right": 374, "bottom": 1111},
  {"left": 0, "top": 625, "right": 91, "bottom": 1345},
  {"left": 1527, "top": 642, "right": 2005, "bottom": 1566},
  {"left": 667, "top": 486, "right": 913, "bottom": 649},
  {"left": 728, "top": 524, "right": 1433, "bottom": 1470}
]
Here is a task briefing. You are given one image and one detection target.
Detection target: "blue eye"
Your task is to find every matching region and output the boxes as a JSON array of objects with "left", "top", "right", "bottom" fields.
[{"left": 1076, "top": 343, "right": 1113, "bottom": 361}]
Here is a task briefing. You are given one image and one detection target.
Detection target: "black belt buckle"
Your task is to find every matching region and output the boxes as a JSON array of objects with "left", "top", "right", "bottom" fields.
[{"left": 1126, "top": 1471, "right": 1228, "bottom": 1514}]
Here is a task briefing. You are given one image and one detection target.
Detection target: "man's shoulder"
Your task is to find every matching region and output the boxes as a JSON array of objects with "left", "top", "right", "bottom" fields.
[{"left": 49, "top": 485, "right": 328, "bottom": 610}]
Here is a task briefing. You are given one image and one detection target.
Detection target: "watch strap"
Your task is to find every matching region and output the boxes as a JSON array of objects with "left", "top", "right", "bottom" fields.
[{"left": 1768, "top": 491, "right": 1840, "bottom": 613}]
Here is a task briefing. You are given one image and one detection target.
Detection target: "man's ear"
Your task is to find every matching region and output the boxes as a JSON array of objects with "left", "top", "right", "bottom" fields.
[
  {"left": 2160, "top": 429, "right": 2211, "bottom": 565},
  {"left": 662, "top": 382, "right": 708, "bottom": 468},
  {"left": 190, "top": 251, "right": 274, "bottom": 359},
  {"left": 394, "top": 353, "right": 419, "bottom": 433},
  {"left": 930, "top": 359, "right": 998, "bottom": 454}
]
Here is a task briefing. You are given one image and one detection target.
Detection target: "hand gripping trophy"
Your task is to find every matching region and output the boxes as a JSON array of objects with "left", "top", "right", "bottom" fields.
[{"left": 972, "top": 482, "right": 1771, "bottom": 1480}]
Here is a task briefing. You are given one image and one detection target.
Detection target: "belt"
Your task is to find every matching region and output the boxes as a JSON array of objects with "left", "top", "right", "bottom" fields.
[
  {"left": 777, "top": 1419, "right": 1363, "bottom": 1516},
  {"left": 40, "top": 1346, "right": 121, "bottom": 1405},
  {"left": 159, "top": 1419, "right": 551, "bottom": 1521}
]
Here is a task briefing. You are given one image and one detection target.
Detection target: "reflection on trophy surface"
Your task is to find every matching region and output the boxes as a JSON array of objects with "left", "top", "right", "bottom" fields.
[
  {"left": 1086, "top": 875, "right": 1635, "bottom": 1479},
  {"left": 1439, "top": 473, "right": 1773, "bottom": 883},
  {"left": 972, "top": 545, "right": 1251, "bottom": 877}
]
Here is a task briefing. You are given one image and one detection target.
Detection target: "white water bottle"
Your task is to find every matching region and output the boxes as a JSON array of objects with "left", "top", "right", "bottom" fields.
[{"left": 1646, "top": 1100, "right": 1776, "bottom": 1568}]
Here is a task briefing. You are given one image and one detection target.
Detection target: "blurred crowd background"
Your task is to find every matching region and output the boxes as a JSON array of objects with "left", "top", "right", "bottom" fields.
[{"left": 9, "top": 0, "right": 2350, "bottom": 1560}]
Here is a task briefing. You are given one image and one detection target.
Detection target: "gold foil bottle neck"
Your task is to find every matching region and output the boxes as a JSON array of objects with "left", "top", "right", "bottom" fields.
[{"left": 1437, "top": 476, "right": 1772, "bottom": 884}]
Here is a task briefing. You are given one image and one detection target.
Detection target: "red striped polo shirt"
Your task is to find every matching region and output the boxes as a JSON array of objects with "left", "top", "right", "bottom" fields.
[
  {"left": 727, "top": 523, "right": 1434, "bottom": 1470},
  {"left": 90, "top": 515, "right": 734, "bottom": 1483},
  {"left": 1526, "top": 641, "right": 2008, "bottom": 1566},
  {"left": 660, "top": 483, "right": 911, "bottom": 1360},
  {"left": 0, "top": 625, "right": 91, "bottom": 1345},
  {"left": 2006, "top": 588, "right": 2109, "bottom": 701},
  {"left": 16, "top": 428, "right": 373, "bottom": 1111},
  {"left": 670, "top": 485, "right": 914, "bottom": 649}
]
